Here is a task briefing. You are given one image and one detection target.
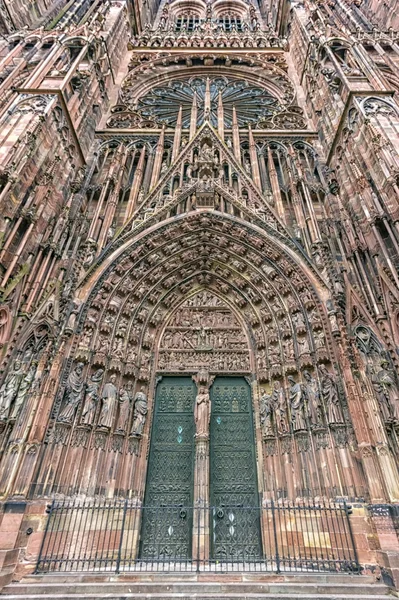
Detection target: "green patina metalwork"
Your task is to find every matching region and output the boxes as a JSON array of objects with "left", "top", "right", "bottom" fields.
[
  {"left": 140, "top": 376, "right": 196, "bottom": 560},
  {"left": 210, "top": 376, "right": 262, "bottom": 561}
]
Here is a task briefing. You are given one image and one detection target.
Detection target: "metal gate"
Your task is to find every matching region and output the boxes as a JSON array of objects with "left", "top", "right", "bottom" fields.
[{"left": 36, "top": 498, "right": 359, "bottom": 573}]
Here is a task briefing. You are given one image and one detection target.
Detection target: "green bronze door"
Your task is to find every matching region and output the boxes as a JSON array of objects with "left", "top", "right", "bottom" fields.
[
  {"left": 140, "top": 376, "right": 196, "bottom": 560},
  {"left": 210, "top": 377, "right": 262, "bottom": 561}
]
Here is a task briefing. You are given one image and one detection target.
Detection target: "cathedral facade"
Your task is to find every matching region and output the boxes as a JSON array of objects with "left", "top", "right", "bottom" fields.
[{"left": 1, "top": 0, "right": 399, "bottom": 589}]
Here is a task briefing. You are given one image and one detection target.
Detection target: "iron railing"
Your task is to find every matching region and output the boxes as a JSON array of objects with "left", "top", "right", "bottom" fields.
[{"left": 36, "top": 499, "right": 359, "bottom": 574}]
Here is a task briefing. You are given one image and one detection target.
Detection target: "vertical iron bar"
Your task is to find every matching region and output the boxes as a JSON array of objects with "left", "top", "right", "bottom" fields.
[
  {"left": 271, "top": 500, "right": 280, "bottom": 573},
  {"left": 344, "top": 502, "right": 359, "bottom": 571},
  {"left": 46, "top": 500, "right": 59, "bottom": 572},
  {"left": 116, "top": 498, "right": 128, "bottom": 574},
  {"left": 328, "top": 501, "right": 339, "bottom": 571},
  {"left": 35, "top": 499, "right": 54, "bottom": 573}
]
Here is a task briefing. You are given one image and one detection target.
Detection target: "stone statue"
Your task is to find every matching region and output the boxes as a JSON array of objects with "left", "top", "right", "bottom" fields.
[
  {"left": 0, "top": 360, "right": 24, "bottom": 422},
  {"left": 9, "top": 360, "right": 38, "bottom": 421},
  {"left": 260, "top": 390, "right": 274, "bottom": 437},
  {"left": 98, "top": 374, "right": 118, "bottom": 429},
  {"left": 58, "top": 362, "right": 85, "bottom": 424},
  {"left": 297, "top": 336, "right": 310, "bottom": 355},
  {"left": 372, "top": 359, "right": 399, "bottom": 422},
  {"left": 274, "top": 381, "right": 289, "bottom": 435},
  {"left": 195, "top": 385, "right": 210, "bottom": 437},
  {"left": 303, "top": 370, "right": 322, "bottom": 427},
  {"left": 115, "top": 386, "right": 131, "bottom": 434},
  {"left": 81, "top": 369, "right": 104, "bottom": 426},
  {"left": 319, "top": 365, "right": 344, "bottom": 424},
  {"left": 131, "top": 386, "right": 148, "bottom": 436},
  {"left": 314, "top": 330, "right": 325, "bottom": 350},
  {"left": 288, "top": 375, "right": 306, "bottom": 431}
]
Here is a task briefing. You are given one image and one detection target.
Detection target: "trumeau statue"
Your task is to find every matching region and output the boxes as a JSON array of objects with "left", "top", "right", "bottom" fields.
[
  {"left": 195, "top": 385, "right": 210, "bottom": 437},
  {"left": 81, "top": 369, "right": 104, "bottom": 426},
  {"left": 131, "top": 386, "right": 148, "bottom": 436},
  {"left": 288, "top": 375, "right": 306, "bottom": 431},
  {"left": 58, "top": 362, "right": 85, "bottom": 424},
  {"left": 98, "top": 374, "right": 118, "bottom": 429}
]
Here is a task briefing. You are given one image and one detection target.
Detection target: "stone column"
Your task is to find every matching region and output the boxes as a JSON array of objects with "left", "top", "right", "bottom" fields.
[
  {"left": 193, "top": 433, "right": 209, "bottom": 564},
  {"left": 192, "top": 371, "right": 213, "bottom": 565}
]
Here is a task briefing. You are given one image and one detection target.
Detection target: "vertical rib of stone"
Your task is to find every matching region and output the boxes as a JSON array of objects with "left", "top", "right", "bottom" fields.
[
  {"left": 97, "top": 145, "right": 127, "bottom": 250},
  {"left": 126, "top": 145, "right": 146, "bottom": 221},
  {"left": 204, "top": 77, "right": 211, "bottom": 116},
  {"left": 172, "top": 105, "right": 183, "bottom": 162},
  {"left": 267, "top": 147, "right": 285, "bottom": 222},
  {"left": 189, "top": 92, "right": 198, "bottom": 141},
  {"left": 87, "top": 148, "right": 115, "bottom": 240},
  {"left": 248, "top": 125, "right": 261, "bottom": 190},
  {"left": 232, "top": 106, "right": 241, "bottom": 164},
  {"left": 150, "top": 125, "right": 165, "bottom": 190},
  {"left": 217, "top": 91, "right": 224, "bottom": 141}
]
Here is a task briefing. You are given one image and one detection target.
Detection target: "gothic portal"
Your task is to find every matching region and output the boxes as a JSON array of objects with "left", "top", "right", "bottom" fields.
[{"left": 1, "top": 0, "right": 399, "bottom": 585}]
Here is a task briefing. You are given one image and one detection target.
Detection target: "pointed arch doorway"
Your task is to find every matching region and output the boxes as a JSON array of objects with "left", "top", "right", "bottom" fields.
[{"left": 139, "top": 290, "right": 262, "bottom": 562}]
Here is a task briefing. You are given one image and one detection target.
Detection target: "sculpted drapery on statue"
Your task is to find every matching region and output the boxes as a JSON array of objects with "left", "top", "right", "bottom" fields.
[
  {"left": 116, "top": 386, "right": 131, "bottom": 434},
  {"left": 0, "top": 360, "right": 24, "bottom": 422},
  {"left": 98, "top": 374, "right": 118, "bottom": 429},
  {"left": 81, "top": 369, "right": 104, "bottom": 426},
  {"left": 9, "top": 360, "right": 38, "bottom": 421},
  {"left": 58, "top": 362, "right": 85, "bottom": 424},
  {"left": 288, "top": 376, "right": 306, "bottom": 432},
  {"left": 260, "top": 390, "right": 274, "bottom": 437},
  {"left": 195, "top": 385, "right": 211, "bottom": 437},
  {"left": 130, "top": 387, "right": 148, "bottom": 437},
  {"left": 319, "top": 365, "right": 344, "bottom": 425}
]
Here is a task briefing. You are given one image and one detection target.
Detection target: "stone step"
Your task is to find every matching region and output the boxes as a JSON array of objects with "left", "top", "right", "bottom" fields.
[
  {"left": 0, "top": 594, "right": 394, "bottom": 600},
  {"left": 0, "top": 577, "right": 393, "bottom": 599},
  {"left": 1, "top": 581, "right": 392, "bottom": 595}
]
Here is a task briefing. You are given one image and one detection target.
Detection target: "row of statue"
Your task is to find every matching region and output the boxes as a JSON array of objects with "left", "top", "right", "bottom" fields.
[
  {"left": 57, "top": 363, "right": 148, "bottom": 436},
  {"left": 260, "top": 366, "right": 345, "bottom": 437},
  {"left": 0, "top": 359, "right": 38, "bottom": 424}
]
